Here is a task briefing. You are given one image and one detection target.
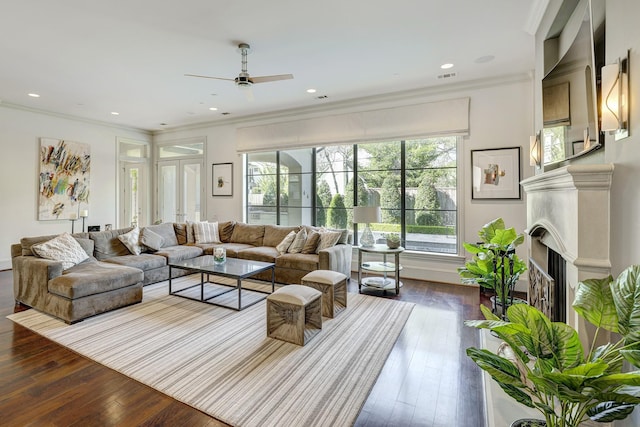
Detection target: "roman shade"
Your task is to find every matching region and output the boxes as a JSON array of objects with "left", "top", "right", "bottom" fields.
[{"left": 236, "top": 97, "right": 469, "bottom": 153}]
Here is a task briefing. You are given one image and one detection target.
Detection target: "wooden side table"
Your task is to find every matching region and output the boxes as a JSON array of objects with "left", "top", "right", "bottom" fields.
[{"left": 357, "top": 244, "right": 405, "bottom": 295}]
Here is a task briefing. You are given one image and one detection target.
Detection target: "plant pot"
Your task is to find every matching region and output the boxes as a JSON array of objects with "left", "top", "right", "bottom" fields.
[
  {"left": 510, "top": 419, "right": 546, "bottom": 427},
  {"left": 386, "top": 239, "right": 400, "bottom": 249}
]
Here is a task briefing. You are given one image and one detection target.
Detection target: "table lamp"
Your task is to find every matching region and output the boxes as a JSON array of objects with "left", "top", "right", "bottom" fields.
[{"left": 353, "top": 206, "right": 381, "bottom": 247}]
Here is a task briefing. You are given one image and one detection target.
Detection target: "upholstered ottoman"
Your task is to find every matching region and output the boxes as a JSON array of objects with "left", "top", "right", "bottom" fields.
[
  {"left": 266, "top": 285, "right": 322, "bottom": 346},
  {"left": 301, "top": 270, "right": 348, "bottom": 318}
]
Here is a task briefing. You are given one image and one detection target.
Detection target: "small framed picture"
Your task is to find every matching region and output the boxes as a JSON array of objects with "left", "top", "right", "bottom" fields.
[
  {"left": 212, "top": 163, "right": 233, "bottom": 197},
  {"left": 572, "top": 141, "right": 585, "bottom": 155},
  {"left": 471, "top": 147, "right": 521, "bottom": 200}
]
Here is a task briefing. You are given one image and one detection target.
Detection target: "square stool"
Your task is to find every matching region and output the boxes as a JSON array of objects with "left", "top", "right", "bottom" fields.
[
  {"left": 301, "top": 270, "right": 348, "bottom": 318},
  {"left": 266, "top": 285, "right": 322, "bottom": 346}
]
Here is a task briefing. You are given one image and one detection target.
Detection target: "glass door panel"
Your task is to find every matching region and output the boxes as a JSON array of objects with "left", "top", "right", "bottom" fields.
[
  {"left": 158, "top": 160, "right": 203, "bottom": 223},
  {"left": 182, "top": 161, "right": 201, "bottom": 222},
  {"left": 122, "top": 163, "right": 147, "bottom": 227}
]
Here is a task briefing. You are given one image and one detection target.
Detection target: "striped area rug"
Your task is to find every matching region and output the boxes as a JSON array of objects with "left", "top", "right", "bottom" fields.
[{"left": 8, "top": 274, "right": 414, "bottom": 427}]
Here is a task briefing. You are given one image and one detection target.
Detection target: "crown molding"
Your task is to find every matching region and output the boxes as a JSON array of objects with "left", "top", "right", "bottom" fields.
[{"left": 0, "top": 101, "right": 152, "bottom": 135}]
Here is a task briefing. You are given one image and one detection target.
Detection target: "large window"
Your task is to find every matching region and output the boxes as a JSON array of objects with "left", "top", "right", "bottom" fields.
[{"left": 245, "top": 136, "right": 458, "bottom": 254}]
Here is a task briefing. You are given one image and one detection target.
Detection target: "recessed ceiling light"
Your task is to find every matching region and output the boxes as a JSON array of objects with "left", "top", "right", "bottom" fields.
[
  {"left": 111, "top": 112, "right": 119, "bottom": 115},
  {"left": 28, "top": 93, "right": 40, "bottom": 98},
  {"left": 209, "top": 107, "right": 218, "bottom": 111},
  {"left": 306, "top": 88, "right": 317, "bottom": 93},
  {"left": 440, "top": 63, "right": 454, "bottom": 70}
]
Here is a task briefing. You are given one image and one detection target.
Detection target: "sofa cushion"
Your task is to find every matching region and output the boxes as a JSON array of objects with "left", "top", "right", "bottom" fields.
[
  {"left": 143, "top": 222, "right": 178, "bottom": 247},
  {"left": 263, "top": 225, "right": 300, "bottom": 247},
  {"left": 237, "top": 246, "right": 279, "bottom": 263},
  {"left": 21, "top": 232, "right": 90, "bottom": 256},
  {"left": 49, "top": 261, "right": 143, "bottom": 299},
  {"left": 140, "top": 227, "right": 165, "bottom": 251},
  {"left": 75, "top": 238, "right": 96, "bottom": 259},
  {"left": 90, "top": 228, "right": 134, "bottom": 261},
  {"left": 31, "top": 233, "right": 89, "bottom": 270},
  {"left": 218, "top": 221, "right": 236, "bottom": 243},
  {"left": 194, "top": 221, "right": 221, "bottom": 244},
  {"left": 199, "top": 242, "right": 254, "bottom": 257},
  {"left": 174, "top": 223, "right": 188, "bottom": 245},
  {"left": 275, "top": 253, "right": 320, "bottom": 271},
  {"left": 118, "top": 227, "right": 143, "bottom": 255},
  {"left": 230, "top": 223, "right": 265, "bottom": 246},
  {"left": 154, "top": 245, "right": 203, "bottom": 263},
  {"left": 103, "top": 253, "right": 167, "bottom": 271}
]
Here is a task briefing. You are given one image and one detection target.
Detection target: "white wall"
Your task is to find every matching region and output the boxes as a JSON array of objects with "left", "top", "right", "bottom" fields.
[
  {"left": 604, "top": 2, "right": 640, "bottom": 424},
  {"left": 154, "top": 76, "right": 534, "bottom": 284},
  {"left": 0, "top": 106, "right": 151, "bottom": 269}
]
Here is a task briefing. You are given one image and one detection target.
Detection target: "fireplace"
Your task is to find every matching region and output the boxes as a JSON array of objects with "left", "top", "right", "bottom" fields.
[
  {"left": 521, "top": 164, "right": 613, "bottom": 344},
  {"left": 528, "top": 248, "right": 566, "bottom": 322}
]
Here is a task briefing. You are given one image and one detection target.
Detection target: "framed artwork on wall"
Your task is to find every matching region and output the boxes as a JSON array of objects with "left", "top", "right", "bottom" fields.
[
  {"left": 471, "top": 147, "right": 521, "bottom": 200},
  {"left": 212, "top": 163, "right": 233, "bottom": 196},
  {"left": 38, "top": 138, "right": 90, "bottom": 220}
]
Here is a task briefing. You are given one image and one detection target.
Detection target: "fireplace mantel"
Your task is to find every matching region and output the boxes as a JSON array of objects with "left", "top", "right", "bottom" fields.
[{"left": 521, "top": 163, "right": 614, "bottom": 341}]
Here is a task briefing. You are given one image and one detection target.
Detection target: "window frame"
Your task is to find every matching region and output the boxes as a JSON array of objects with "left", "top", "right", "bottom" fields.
[{"left": 245, "top": 136, "right": 463, "bottom": 256}]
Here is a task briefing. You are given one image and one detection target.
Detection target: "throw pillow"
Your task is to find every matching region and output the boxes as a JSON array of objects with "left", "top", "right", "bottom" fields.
[
  {"left": 31, "top": 232, "right": 89, "bottom": 270},
  {"left": 140, "top": 228, "right": 165, "bottom": 251},
  {"left": 276, "top": 230, "right": 297, "bottom": 255},
  {"left": 316, "top": 230, "right": 342, "bottom": 253},
  {"left": 194, "top": 221, "right": 221, "bottom": 244},
  {"left": 186, "top": 220, "right": 207, "bottom": 244},
  {"left": 301, "top": 231, "right": 320, "bottom": 254},
  {"left": 117, "top": 227, "right": 143, "bottom": 255},
  {"left": 324, "top": 227, "right": 350, "bottom": 245},
  {"left": 218, "top": 220, "right": 236, "bottom": 243},
  {"left": 287, "top": 228, "right": 307, "bottom": 254}
]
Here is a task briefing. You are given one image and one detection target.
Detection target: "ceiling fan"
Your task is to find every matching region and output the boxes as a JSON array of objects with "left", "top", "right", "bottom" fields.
[{"left": 185, "top": 43, "right": 293, "bottom": 88}]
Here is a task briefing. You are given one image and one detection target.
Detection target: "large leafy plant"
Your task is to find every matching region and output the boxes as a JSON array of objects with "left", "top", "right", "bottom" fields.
[
  {"left": 458, "top": 218, "right": 527, "bottom": 317},
  {"left": 465, "top": 265, "right": 640, "bottom": 426}
]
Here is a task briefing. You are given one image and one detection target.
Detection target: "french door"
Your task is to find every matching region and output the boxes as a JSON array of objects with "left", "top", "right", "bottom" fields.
[
  {"left": 157, "top": 159, "right": 204, "bottom": 223},
  {"left": 121, "top": 162, "right": 148, "bottom": 228}
]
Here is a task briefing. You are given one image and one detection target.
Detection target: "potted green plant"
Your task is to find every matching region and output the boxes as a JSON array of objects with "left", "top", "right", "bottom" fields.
[
  {"left": 465, "top": 265, "right": 640, "bottom": 427},
  {"left": 385, "top": 232, "right": 401, "bottom": 249},
  {"left": 458, "top": 218, "right": 527, "bottom": 319}
]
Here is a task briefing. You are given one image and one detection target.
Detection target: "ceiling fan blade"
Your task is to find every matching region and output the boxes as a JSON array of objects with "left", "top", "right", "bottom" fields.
[
  {"left": 250, "top": 74, "right": 294, "bottom": 84},
  {"left": 184, "top": 74, "right": 235, "bottom": 82}
]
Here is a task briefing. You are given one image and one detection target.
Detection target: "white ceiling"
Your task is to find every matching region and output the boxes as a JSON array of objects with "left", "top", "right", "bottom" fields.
[{"left": 0, "top": 0, "right": 541, "bottom": 132}]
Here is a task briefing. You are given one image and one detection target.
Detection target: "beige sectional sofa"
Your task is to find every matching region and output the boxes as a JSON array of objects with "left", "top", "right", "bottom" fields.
[{"left": 11, "top": 221, "right": 352, "bottom": 323}]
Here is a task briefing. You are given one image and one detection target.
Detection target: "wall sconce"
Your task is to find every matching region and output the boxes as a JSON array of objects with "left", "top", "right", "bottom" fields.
[
  {"left": 529, "top": 131, "right": 542, "bottom": 167},
  {"left": 601, "top": 50, "right": 630, "bottom": 141}
]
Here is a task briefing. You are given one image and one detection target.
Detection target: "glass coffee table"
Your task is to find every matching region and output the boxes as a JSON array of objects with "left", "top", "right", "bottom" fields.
[{"left": 168, "top": 256, "right": 275, "bottom": 311}]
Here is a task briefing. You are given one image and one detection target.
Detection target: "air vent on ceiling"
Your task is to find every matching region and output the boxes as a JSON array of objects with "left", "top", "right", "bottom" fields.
[
  {"left": 221, "top": 112, "right": 231, "bottom": 115},
  {"left": 437, "top": 72, "right": 457, "bottom": 79}
]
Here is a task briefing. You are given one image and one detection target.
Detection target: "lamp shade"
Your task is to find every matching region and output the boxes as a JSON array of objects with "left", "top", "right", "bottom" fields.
[{"left": 353, "top": 206, "right": 381, "bottom": 224}]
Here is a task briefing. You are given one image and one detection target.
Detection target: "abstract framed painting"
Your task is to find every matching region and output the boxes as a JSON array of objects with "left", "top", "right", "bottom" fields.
[
  {"left": 471, "top": 147, "right": 521, "bottom": 200},
  {"left": 38, "top": 138, "right": 90, "bottom": 220},
  {"left": 212, "top": 162, "right": 233, "bottom": 196}
]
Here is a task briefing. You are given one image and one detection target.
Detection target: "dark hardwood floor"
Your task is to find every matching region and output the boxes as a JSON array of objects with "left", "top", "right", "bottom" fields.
[{"left": 0, "top": 269, "right": 487, "bottom": 426}]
